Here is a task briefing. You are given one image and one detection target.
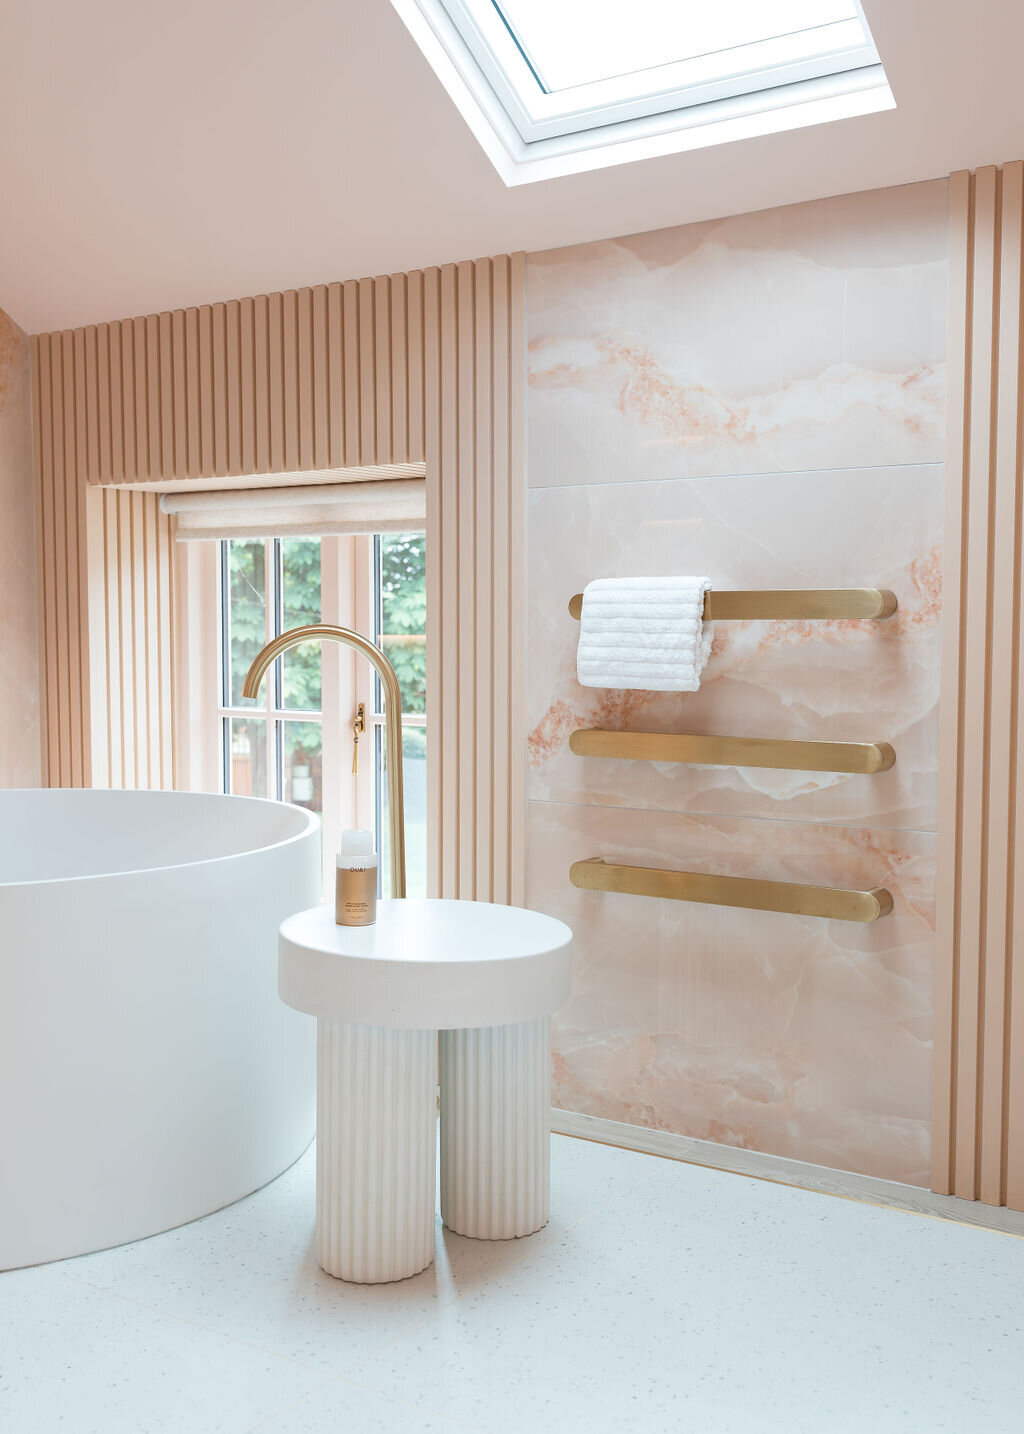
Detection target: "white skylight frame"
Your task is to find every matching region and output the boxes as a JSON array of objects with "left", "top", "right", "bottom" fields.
[{"left": 391, "top": 0, "right": 894, "bottom": 186}]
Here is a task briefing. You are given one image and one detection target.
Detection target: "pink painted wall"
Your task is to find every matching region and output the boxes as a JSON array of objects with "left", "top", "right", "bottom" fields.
[
  {"left": 525, "top": 180, "right": 948, "bottom": 1184},
  {"left": 0, "top": 306, "right": 40, "bottom": 786}
]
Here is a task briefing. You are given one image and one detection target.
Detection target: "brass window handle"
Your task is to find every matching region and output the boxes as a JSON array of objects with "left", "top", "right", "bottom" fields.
[{"left": 352, "top": 703, "right": 366, "bottom": 774}]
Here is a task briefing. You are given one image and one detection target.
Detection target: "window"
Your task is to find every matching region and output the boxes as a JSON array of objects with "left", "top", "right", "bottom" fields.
[
  {"left": 392, "top": 0, "right": 892, "bottom": 184},
  {"left": 220, "top": 537, "right": 325, "bottom": 808},
  {"left": 490, "top": 0, "right": 877, "bottom": 119},
  {"left": 216, "top": 532, "right": 428, "bottom": 897},
  {"left": 374, "top": 533, "right": 428, "bottom": 899}
]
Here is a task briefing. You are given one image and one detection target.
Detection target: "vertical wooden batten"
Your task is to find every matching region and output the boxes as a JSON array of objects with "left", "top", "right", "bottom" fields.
[
  {"left": 35, "top": 277, "right": 432, "bottom": 491},
  {"left": 82, "top": 487, "right": 177, "bottom": 791},
  {"left": 935, "top": 163, "right": 1024, "bottom": 1210},
  {"left": 31, "top": 331, "right": 92, "bottom": 788},
  {"left": 421, "top": 254, "right": 527, "bottom": 906},
  {"left": 31, "top": 260, "right": 527, "bottom": 909}
]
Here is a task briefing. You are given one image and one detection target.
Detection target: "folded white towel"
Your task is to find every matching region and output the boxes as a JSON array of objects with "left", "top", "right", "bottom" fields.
[{"left": 576, "top": 576, "right": 712, "bottom": 691}]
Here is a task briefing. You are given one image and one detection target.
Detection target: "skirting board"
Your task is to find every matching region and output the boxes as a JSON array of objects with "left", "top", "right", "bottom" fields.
[{"left": 552, "top": 1109, "right": 1024, "bottom": 1239}]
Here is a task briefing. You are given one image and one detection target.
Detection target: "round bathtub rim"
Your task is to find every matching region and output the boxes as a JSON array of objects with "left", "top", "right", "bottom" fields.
[{"left": 0, "top": 789, "right": 321, "bottom": 890}]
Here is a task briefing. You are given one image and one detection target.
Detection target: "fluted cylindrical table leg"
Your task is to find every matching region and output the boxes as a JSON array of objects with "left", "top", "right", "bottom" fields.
[
  {"left": 316, "top": 1020, "right": 437, "bottom": 1283},
  {"left": 439, "top": 1015, "right": 551, "bottom": 1240}
]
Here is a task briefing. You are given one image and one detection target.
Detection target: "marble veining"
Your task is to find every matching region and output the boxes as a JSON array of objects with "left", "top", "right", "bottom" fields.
[
  {"left": 528, "top": 465, "right": 942, "bottom": 831},
  {"left": 525, "top": 180, "right": 947, "bottom": 1184},
  {"left": 528, "top": 180, "right": 948, "bottom": 489},
  {"left": 529, "top": 801, "right": 935, "bottom": 1186}
]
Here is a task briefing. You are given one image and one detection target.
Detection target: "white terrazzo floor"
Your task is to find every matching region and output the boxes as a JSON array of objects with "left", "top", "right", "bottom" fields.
[{"left": 2, "top": 1134, "right": 1023, "bottom": 1434}]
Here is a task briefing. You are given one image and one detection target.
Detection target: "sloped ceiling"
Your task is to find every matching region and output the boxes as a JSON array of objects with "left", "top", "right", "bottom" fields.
[{"left": 1, "top": 0, "right": 1021, "bottom": 332}]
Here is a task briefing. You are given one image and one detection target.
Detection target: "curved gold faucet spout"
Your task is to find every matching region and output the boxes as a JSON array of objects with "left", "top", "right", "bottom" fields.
[{"left": 242, "top": 624, "right": 405, "bottom": 898}]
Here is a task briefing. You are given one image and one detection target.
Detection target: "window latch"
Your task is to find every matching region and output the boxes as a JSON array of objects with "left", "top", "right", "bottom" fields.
[{"left": 352, "top": 703, "right": 366, "bottom": 775}]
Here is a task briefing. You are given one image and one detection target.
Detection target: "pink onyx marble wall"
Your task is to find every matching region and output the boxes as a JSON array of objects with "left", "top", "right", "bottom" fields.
[
  {"left": 0, "top": 307, "right": 40, "bottom": 787},
  {"left": 525, "top": 180, "right": 948, "bottom": 1185}
]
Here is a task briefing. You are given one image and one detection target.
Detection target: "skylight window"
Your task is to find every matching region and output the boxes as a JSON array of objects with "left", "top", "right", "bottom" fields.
[
  {"left": 392, "top": 0, "right": 893, "bottom": 184},
  {"left": 492, "top": 1, "right": 869, "bottom": 94}
]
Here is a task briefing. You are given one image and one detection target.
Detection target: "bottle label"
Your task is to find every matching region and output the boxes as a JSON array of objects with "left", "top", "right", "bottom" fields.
[{"left": 335, "top": 865, "right": 377, "bottom": 926}]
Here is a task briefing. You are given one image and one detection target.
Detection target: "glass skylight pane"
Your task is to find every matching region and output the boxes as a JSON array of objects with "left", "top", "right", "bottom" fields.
[{"left": 493, "top": 0, "right": 865, "bottom": 94}]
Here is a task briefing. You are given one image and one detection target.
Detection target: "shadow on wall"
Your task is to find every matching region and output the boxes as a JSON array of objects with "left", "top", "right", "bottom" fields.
[{"left": 0, "top": 306, "right": 40, "bottom": 788}]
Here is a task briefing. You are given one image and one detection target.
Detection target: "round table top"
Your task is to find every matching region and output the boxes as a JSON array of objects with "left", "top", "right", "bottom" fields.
[{"left": 279, "top": 899, "right": 573, "bottom": 1030}]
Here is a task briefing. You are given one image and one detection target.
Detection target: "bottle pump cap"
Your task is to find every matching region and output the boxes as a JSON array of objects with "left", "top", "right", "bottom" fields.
[{"left": 339, "top": 828, "right": 375, "bottom": 860}]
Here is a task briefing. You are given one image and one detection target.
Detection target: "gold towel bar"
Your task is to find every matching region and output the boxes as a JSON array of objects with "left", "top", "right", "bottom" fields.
[
  {"left": 569, "top": 730, "right": 896, "bottom": 775},
  {"left": 567, "top": 588, "right": 898, "bottom": 621},
  {"left": 569, "top": 858, "right": 893, "bottom": 923}
]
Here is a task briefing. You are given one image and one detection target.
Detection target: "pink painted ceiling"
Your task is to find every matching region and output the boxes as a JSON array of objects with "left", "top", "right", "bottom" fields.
[{"left": 0, "top": 0, "right": 1021, "bottom": 333}]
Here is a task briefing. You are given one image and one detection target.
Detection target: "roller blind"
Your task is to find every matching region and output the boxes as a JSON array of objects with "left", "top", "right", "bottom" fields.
[{"left": 160, "top": 476, "right": 426, "bottom": 541}]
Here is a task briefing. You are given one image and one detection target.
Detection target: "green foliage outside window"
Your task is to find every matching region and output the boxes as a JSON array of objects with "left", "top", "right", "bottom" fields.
[
  {"left": 225, "top": 541, "right": 268, "bottom": 717},
  {"left": 227, "top": 538, "right": 322, "bottom": 757},
  {"left": 280, "top": 539, "right": 323, "bottom": 756},
  {"left": 380, "top": 534, "right": 426, "bottom": 721},
  {"left": 280, "top": 538, "right": 323, "bottom": 710},
  {"left": 227, "top": 533, "right": 426, "bottom": 766}
]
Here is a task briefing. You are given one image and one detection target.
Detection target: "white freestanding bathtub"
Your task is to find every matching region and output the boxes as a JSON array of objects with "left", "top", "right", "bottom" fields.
[{"left": 0, "top": 789, "right": 321, "bottom": 1270}]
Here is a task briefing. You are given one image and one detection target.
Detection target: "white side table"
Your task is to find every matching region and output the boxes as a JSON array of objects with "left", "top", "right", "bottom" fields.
[{"left": 278, "top": 899, "right": 573, "bottom": 1284}]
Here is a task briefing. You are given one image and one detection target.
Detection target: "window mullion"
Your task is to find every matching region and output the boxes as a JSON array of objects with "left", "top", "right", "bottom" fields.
[
  {"left": 265, "top": 538, "right": 276, "bottom": 802},
  {"left": 219, "top": 540, "right": 231, "bottom": 793},
  {"left": 219, "top": 541, "right": 230, "bottom": 711}
]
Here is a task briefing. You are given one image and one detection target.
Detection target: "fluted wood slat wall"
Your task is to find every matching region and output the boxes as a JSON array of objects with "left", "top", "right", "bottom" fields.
[
  {"left": 31, "top": 260, "right": 526, "bottom": 906},
  {"left": 37, "top": 280, "right": 426, "bottom": 487},
  {"left": 423, "top": 256, "right": 526, "bottom": 905},
  {"left": 32, "top": 330, "right": 91, "bottom": 786},
  {"left": 84, "top": 488, "right": 177, "bottom": 790},
  {"left": 934, "top": 163, "right": 1024, "bottom": 1210}
]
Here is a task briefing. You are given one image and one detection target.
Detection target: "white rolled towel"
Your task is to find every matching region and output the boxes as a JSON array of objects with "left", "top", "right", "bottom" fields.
[{"left": 576, "top": 576, "right": 712, "bottom": 691}]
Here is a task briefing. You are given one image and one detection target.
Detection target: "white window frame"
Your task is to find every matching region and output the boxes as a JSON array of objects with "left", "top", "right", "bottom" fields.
[
  {"left": 177, "top": 529, "right": 426, "bottom": 898},
  {"left": 216, "top": 536, "right": 326, "bottom": 805},
  {"left": 366, "top": 533, "right": 429, "bottom": 895},
  {"left": 441, "top": 0, "right": 879, "bottom": 140},
  {"left": 391, "top": 0, "right": 894, "bottom": 185}
]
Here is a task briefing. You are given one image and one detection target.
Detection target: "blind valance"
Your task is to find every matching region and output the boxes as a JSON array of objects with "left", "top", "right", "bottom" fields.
[{"left": 160, "top": 476, "right": 426, "bottom": 541}]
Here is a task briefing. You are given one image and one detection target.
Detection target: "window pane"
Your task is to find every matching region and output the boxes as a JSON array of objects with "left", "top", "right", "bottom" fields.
[
  {"left": 379, "top": 532, "right": 426, "bottom": 716},
  {"left": 379, "top": 725, "right": 427, "bottom": 900},
  {"left": 280, "top": 538, "right": 322, "bottom": 711},
  {"left": 228, "top": 716, "right": 267, "bottom": 798},
  {"left": 493, "top": 0, "right": 863, "bottom": 93},
  {"left": 226, "top": 540, "right": 266, "bottom": 707},
  {"left": 283, "top": 720, "right": 323, "bottom": 813}
]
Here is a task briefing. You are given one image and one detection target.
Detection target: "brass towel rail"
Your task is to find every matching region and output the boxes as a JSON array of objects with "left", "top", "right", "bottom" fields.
[
  {"left": 570, "top": 858, "right": 893, "bottom": 923},
  {"left": 569, "top": 730, "right": 896, "bottom": 775},
  {"left": 568, "top": 588, "right": 898, "bottom": 621}
]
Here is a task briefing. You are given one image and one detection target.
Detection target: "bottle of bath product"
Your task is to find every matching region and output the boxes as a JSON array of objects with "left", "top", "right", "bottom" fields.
[{"left": 335, "top": 829, "right": 378, "bottom": 927}]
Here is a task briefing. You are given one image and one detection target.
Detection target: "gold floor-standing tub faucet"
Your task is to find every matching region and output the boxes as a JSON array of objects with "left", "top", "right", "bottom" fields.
[{"left": 242, "top": 624, "right": 406, "bottom": 898}]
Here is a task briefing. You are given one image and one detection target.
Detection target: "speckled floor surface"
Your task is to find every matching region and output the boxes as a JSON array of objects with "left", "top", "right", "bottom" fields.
[{"left": 2, "top": 1134, "right": 1023, "bottom": 1433}]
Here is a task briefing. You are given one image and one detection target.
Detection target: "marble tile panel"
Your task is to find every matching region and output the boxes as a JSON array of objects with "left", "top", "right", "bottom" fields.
[
  {"left": 528, "top": 180, "right": 948, "bottom": 488},
  {"left": 528, "top": 800, "right": 935, "bottom": 1185},
  {"left": 528, "top": 465, "right": 941, "bottom": 830}
]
